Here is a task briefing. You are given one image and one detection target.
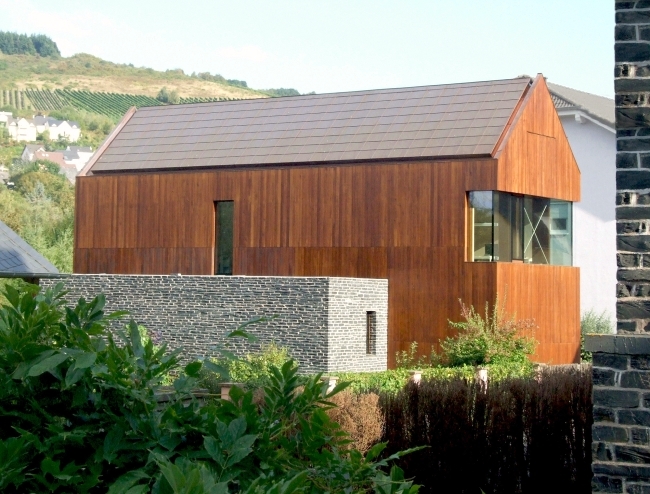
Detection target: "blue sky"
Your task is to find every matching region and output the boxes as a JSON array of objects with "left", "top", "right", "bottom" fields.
[{"left": 1, "top": 0, "right": 614, "bottom": 97}]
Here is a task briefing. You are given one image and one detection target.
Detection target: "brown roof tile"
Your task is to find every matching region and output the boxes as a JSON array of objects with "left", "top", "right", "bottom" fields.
[{"left": 91, "top": 77, "right": 532, "bottom": 173}]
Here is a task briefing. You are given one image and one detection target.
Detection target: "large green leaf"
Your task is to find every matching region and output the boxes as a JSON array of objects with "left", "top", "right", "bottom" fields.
[
  {"left": 27, "top": 353, "right": 69, "bottom": 377},
  {"left": 72, "top": 352, "right": 97, "bottom": 371}
]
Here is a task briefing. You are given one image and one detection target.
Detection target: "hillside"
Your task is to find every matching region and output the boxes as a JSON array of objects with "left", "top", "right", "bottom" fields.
[{"left": 0, "top": 52, "right": 269, "bottom": 101}]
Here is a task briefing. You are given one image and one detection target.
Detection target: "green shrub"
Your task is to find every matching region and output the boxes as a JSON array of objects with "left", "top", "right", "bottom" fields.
[
  {"left": 0, "top": 283, "right": 420, "bottom": 492},
  {"left": 581, "top": 309, "right": 614, "bottom": 362},
  {"left": 441, "top": 296, "right": 537, "bottom": 367},
  {"left": 198, "top": 342, "right": 291, "bottom": 392},
  {"left": 338, "top": 362, "right": 534, "bottom": 395}
]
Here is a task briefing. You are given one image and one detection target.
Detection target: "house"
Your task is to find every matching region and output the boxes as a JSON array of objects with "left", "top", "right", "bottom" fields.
[
  {"left": 75, "top": 74, "right": 581, "bottom": 365},
  {"left": 0, "top": 219, "right": 59, "bottom": 283},
  {"left": 0, "top": 111, "right": 12, "bottom": 126},
  {"left": 20, "top": 144, "right": 45, "bottom": 162},
  {"left": 62, "top": 146, "right": 94, "bottom": 172},
  {"left": 549, "top": 83, "right": 616, "bottom": 323},
  {"left": 7, "top": 117, "right": 37, "bottom": 142},
  {"left": 33, "top": 116, "right": 81, "bottom": 142},
  {"left": 19, "top": 144, "right": 93, "bottom": 183},
  {"left": 6, "top": 114, "right": 81, "bottom": 143}
]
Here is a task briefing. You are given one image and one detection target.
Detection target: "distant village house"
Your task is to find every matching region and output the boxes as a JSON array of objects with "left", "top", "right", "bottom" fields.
[
  {"left": 0, "top": 112, "right": 81, "bottom": 143},
  {"left": 19, "top": 144, "right": 93, "bottom": 183}
]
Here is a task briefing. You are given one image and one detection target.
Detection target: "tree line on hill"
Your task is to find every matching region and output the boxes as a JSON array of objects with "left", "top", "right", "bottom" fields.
[{"left": 0, "top": 31, "right": 60, "bottom": 57}]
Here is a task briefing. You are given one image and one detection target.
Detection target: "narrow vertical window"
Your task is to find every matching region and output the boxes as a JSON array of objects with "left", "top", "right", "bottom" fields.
[
  {"left": 366, "top": 311, "right": 377, "bottom": 355},
  {"left": 215, "top": 201, "right": 234, "bottom": 275}
]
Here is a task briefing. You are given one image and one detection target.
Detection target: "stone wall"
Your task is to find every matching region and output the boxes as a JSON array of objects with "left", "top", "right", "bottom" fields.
[
  {"left": 616, "top": 0, "right": 650, "bottom": 333},
  {"left": 41, "top": 275, "right": 388, "bottom": 373},
  {"left": 586, "top": 335, "right": 650, "bottom": 492}
]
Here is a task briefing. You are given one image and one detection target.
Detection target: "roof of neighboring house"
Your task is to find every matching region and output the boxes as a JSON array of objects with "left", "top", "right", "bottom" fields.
[
  {"left": 67, "top": 146, "right": 92, "bottom": 153},
  {"left": 90, "top": 77, "right": 533, "bottom": 173},
  {"left": 0, "top": 220, "right": 59, "bottom": 277},
  {"left": 34, "top": 150, "right": 67, "bottom": 167},
  {"left": 22, "top": 144, "right": 45, "bottom": 156},
  {"left": 548, "top": 82, "right": 614, "bottom": 127}
]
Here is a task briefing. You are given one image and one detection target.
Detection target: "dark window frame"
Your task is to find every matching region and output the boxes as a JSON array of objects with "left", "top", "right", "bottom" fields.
[
  {"left": 366, "top": 311, "right": 377, "bottom": 355},
  {"left": 214, "top": 201, "right": 234, "bottom": 275}
]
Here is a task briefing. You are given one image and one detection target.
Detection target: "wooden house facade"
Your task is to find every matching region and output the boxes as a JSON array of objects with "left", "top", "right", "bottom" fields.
[{"left": 75, "top": 75, "right": 581, "bottom": 365}]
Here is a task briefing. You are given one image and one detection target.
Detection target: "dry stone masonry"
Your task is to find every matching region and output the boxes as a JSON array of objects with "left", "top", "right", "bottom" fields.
[
  {"left": 616, "top": 0, "right": 650, "bottom": 334},
  {"left": 587, "top": 335, "right": 650, "bottom": 493},
  {"left": 40, "top": 275, "right": 388, "bottom": 373}
]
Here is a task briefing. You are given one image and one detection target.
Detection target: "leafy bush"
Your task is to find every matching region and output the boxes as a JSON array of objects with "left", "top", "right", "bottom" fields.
[
  {"left": 198, "top": 342, "right": 292, "bottom": 392},
  {"left": 441, "top": 297, "right": 537, "bottom": 367},
  {"left": 580, "top": 309, "right": 614, "bottom": 362},
  {"left": 0, "top": 283, "right": 420, "bottom": 493},
  {"left": 337, "top": 362, "right": 534, "bottom": 395}
]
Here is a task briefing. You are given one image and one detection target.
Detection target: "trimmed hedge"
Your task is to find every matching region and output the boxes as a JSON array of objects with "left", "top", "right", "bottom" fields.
[{"left": 379, "top": 365, "right": 592, "bottom": 493}]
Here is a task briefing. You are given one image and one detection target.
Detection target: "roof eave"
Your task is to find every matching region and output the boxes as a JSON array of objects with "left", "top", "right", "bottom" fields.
[
  {"left": 491, "top": 74, "right": 538, "bottom": 158},
  {"left": 79, "top": 106, "right": 137, "bottom": 177}
]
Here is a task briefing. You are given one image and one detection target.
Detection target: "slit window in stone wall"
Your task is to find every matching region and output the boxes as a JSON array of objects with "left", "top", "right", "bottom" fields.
[
  {"left": 468, "top": 191, "right": 572, "bottom": 266},
  {"left": 215, "top": 201, "right": 234, "bottom": 275},
  {"left": 366, "top": 311, "right": 377, "bottom": 355}
]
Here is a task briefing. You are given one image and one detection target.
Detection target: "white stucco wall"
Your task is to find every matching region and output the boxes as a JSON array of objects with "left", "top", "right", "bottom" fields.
[{"left": 559, "top": 115, "right": 616, "bottom": 322}]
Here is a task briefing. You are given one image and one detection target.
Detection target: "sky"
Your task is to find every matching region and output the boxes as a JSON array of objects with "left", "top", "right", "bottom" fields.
[{"left": 1, "top": 0, "right": 614, "bottom": 98}]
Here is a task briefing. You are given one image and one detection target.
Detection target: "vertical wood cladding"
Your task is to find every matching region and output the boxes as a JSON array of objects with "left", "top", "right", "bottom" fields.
[
  {"left": 496, "top": 77, "right": 581, "bottom": 202},
  {"left": 76, "top": 155, "right": 579, "bottom": 365}
]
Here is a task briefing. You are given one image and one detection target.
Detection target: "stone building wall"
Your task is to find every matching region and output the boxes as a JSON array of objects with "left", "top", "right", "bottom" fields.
[
  {"left": 41, "top": 274, "right": 388, "bottom": 373},
  {"left": 587, "top": 335, "right": 650, "bottom": 493},
  {"left": 616, "top": 0, "right": 650, "bottom": 333}
]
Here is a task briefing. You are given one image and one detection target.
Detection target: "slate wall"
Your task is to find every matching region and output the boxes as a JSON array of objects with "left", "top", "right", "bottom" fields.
[
  {"left": 41, "top": 274, "right": 388, "bottom": 373},
  {"left": 616, "top": 0, "right": 650, "bottom": 333},
  {"left": 586, "top": 335, "right": 650, "bottom": 492}
]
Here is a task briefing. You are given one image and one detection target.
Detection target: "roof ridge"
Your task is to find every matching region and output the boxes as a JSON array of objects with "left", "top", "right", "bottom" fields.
[{"left": 137, "top": 76, "right": 534, "bottom": 111}]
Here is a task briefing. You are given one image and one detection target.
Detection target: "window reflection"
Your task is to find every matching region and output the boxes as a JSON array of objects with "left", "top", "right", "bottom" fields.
[{"left": 468, "top": 191, "right": 572, "bottom": 266}]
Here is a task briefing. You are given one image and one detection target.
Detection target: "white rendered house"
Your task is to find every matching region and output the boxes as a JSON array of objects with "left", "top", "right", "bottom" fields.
[
  {"left": 549, "top": 83, "right": 616, "bottom": 323},
  {"left": 7, "top": 117, "right": 37, "bottom": 142}
]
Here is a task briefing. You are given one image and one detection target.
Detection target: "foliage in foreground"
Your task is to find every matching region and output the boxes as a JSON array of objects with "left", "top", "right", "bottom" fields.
[
  {"left": 580, "top": 309, "right": 614, "bottom": 362},
  {"left": 199, "top": 342, "right": 292, "bottom": 392},
  {"left": 0, "top": 283, "right": 420, "bottom": 493}
]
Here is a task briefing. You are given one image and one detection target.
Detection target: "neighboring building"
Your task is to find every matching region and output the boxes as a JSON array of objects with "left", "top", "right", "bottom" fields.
[
  {"left": 7, "top": 117, "right": 37, "bottom": 142},
  {"left": 63, "top": 146, "right": 94, "bottom": 172},
  {"left": 19, "top": 144, "right": 94, "bottom": 183},
  {"left": 0, "top": 111, "right": 12, "bottom": 126},
  {"left": 0, "top": 219, "right": 59, "bottom": 282},
  {"left": 75, "top": 75, "right": 581, "bottom": 365},
  {"left": 548, "top": 83, "right": 616, "bottom": 322},
  {"left": 6, "top": 114, "right": 81, "bottom": 143},
  {"left": 20, "top": 144, "right": 45, "bottom": 162},
  {"left": 33, "top": 116, "right": 81, "bottom": 142}
]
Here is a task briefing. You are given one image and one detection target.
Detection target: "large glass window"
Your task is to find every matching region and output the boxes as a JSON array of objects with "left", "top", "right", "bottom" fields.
[{"left": 468, "top": 191, "right": 572, "bottom": 266}]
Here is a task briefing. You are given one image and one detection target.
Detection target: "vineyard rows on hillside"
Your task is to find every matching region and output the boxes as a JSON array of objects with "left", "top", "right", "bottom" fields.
[
  {"left": 0, "top": 89, "right": 30, "bottom": 110},
  {"left": 2, "top": 88, "right": 245, "bottom": 119}
]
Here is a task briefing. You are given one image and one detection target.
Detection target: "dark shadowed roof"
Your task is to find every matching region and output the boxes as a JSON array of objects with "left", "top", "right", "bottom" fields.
[
  {"left": 90, "top": 77, "right": 532, "bottom": 173},
  {"left": 548, "top": 82, "right": 614, "bottom": 127},
  {"left": 0, "top": 220, "right": 59, "bottom": 277}
]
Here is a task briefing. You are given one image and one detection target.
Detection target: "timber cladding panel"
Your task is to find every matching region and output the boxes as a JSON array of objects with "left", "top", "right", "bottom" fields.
[
  {"left": 496, "top": 77, "right": 581, "bottom": 202},
  {"left": 75, "top": 156, "right": 578, "bottom": 365}
]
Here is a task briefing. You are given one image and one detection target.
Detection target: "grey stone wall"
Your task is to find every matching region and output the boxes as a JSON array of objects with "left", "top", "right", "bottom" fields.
[
  {"left": 41, "top": 275, "right": 388, "bottom": 373},
  {"left": 586, "top": 335, "right": 650, "bottom": 492},
  {"left": 616, "top": 0, "right": 650, "bottom": 333}
]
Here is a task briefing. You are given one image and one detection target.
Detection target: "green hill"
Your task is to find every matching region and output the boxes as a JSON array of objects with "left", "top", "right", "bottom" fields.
[{"left": 0, "top": 31, "right": 303, "bottom": 109}]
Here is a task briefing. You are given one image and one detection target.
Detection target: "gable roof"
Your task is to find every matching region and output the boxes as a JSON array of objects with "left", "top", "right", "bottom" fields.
[
  {"left": 0, "top": 220, "right": 59, "bottom": 277},
  {"left": 88, "top": 77, "right": 533, "bottom": 174},
  {"left": 548, "top": 82, "right": 614, "bottom": 128}
]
